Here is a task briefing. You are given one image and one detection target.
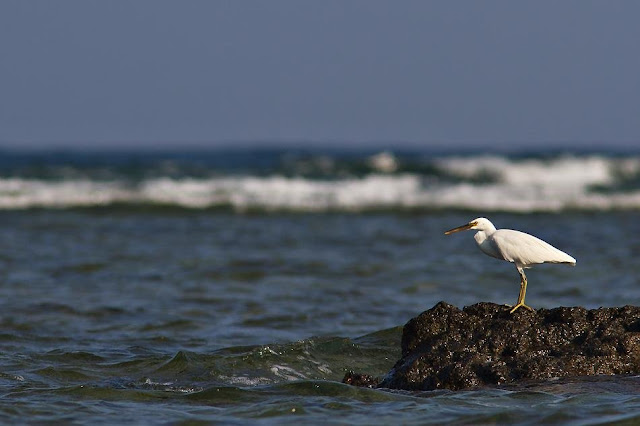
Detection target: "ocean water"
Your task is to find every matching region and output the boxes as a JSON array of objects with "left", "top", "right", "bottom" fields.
[{"left": 1, "top": 148, "right": 640, "bottom": 424}]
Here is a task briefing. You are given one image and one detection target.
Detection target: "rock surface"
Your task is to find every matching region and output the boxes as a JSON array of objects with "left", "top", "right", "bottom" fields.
[
  {"left": 342, "top": 371, "right": 379, "bottom": 388},
  {"left": 371, "top": 302, "right": 640, "bottom": 391}
]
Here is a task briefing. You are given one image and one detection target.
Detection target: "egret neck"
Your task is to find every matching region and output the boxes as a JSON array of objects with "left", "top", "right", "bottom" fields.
[{"left": 472, "top": 221, "right": 501, "bottom": 260}]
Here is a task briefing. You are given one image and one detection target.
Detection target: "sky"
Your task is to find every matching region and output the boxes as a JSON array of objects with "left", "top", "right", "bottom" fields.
[{"left": 1, "top": 0, "right": 639, "bottom": 150}]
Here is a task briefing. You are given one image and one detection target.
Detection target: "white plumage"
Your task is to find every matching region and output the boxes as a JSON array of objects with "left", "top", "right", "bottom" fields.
[{"left": 445, "top": 217, "right": 576, "bottom": 313}]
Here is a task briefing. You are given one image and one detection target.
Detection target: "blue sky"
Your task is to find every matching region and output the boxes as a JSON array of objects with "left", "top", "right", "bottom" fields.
[{"left": 1, "top": 1, "right": 639, "bottom": 149}]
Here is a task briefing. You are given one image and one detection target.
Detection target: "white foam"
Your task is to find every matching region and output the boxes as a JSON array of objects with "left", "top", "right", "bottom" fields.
[
  {"left": 216, "top": 375, "right": 273, "bottom": 386},
  {"left": 436, "top": 155, "right": 614, "bottom": 186},
  {"left": 0, "top": 178, "right": 130, "bottom": 209},
  {"left": 270, "top": 364, "right": 308, "bottom": 381},
  {"left": 1, "top": 155, "right": 639, "bottom": 212},
  {"left": 432, "top": 155, "right": 640, "bottom": 212},
  {"left": 367, "top": 151, "right": 399, "bottom": 173}
]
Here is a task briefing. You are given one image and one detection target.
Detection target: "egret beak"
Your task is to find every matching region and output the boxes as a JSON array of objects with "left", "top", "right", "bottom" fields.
[{"left": 444, "top": 222, "right": 474, "bottom": 235}]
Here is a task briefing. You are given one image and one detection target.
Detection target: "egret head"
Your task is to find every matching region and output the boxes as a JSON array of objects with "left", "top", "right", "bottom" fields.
[{"left": 444, "top": 217, "right": 494, "bottom": 235}]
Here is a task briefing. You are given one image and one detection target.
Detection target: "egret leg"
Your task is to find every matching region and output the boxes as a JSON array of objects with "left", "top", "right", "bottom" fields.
[{"left": 509, "top": 269, "right": 534, "bottom": 314}]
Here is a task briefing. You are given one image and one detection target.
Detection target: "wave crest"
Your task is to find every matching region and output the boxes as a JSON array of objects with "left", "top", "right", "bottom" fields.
[{"left": 1, "top": 155, "right": 639, "bottom": 212}]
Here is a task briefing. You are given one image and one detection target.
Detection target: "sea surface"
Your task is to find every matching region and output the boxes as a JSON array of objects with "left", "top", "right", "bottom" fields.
[{"left": 1, "top": 148, "right": 640, "bottom": 424}]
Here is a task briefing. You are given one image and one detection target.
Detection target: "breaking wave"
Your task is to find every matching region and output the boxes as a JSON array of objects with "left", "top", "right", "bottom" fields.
[{"left": 1, "top": 154, "right": 639, "bottom": 212}]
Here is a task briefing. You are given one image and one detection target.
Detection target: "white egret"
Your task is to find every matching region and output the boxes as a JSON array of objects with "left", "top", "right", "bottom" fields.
[{"left": 444, "top": 218, "right": 576, "bottom": 313}]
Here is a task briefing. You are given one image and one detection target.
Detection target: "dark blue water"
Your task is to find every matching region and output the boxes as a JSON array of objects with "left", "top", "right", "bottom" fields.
[{"left": 1, "top": 149, "right": 640, "bottom": 424}]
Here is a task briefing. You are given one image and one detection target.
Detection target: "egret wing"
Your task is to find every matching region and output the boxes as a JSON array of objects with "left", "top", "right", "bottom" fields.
[{"left": 490, "top": 229, "right": 576, "bottom": 267}]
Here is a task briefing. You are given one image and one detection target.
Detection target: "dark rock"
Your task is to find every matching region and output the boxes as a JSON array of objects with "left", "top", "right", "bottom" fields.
[
  {"left": 342, "top": 371, "right": 379, "bottom": 388},
  {"left": 377, "top": 301, "right": 640, "bottom": 391}
]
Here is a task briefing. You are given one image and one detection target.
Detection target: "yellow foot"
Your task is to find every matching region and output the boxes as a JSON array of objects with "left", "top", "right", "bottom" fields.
[{"left": 509, "top": 303, "right": 534, "bottom": 314}]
